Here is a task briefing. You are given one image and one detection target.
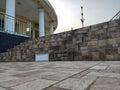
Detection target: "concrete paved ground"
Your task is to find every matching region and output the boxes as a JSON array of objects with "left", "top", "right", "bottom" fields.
[{"left": 0, "top": 61, "right": 120, "bottom": 90}]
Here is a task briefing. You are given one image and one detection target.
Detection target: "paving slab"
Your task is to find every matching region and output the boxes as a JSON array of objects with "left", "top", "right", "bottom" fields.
[
  {"left": 100, "top": 67, "right": 120, "bottom": 73},
  {"left": 41, "top": 72, "right": 74, "bottom": 81},
  {"left": 11, "top": 79, "right": 57, "bottom": 90},
  {"left": 88, "top": 71, "right": 120, "bottom": 78},
  {"left": 0, "top": 87, "right": 8, "bottom": 90},
  {"left": 0, "top": 75, "right": 18, "bottom": 83},
  {"left": 13, "top": 70, "right": 45, "bottom": 78},
  {"left": 0, "top": 76, "right": 42, "bottom": 88},
  {"left": 90, "top": 65, "right": 108, "bottom": 70},
  {"left": 89, "top": 77, "right": 120, "bottom": 90},
  {"left": 43, "top": 87, "right": 69, "bottom": 90},
  {"left": 71, "top": 69, "right": 92, "bottom": 79},
  {"left": 54, "top": 75, "right": 97, "bottom": 90},
  {"left": 0, "top": 61, "right": 120, "bottom": 90}
]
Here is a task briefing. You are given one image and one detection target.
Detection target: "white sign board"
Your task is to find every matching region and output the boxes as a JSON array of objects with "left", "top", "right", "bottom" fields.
[{"left": 35, "top": 54, "right": 49, "bottom": 62}]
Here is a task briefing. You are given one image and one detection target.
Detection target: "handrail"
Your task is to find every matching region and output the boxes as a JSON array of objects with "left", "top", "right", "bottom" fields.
[
  {"left": 110, "top": 11, "right": 120, "bottom": 21},
  {"left": 0, "top": 12, "right": 30, "bottom": 23}
]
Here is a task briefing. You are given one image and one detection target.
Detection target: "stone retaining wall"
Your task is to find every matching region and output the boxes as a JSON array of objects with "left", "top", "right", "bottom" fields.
[{"left": 0, "top": 19, "right": 120, "bottom": 61}]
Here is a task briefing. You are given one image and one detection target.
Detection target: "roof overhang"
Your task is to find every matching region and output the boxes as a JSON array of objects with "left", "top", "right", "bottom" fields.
[
  {"left": 34, "top": 0, "right": 58, "bottom": 29},
  {"left": 0, "top": 0, "right": 58, "bottom": 30}
]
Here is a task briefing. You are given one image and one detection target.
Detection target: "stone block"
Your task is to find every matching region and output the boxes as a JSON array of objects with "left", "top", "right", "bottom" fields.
[
  {"left": 111, "top": 32, "right": 120, "bottom": 38},
  {"left": 90, "top": 35, "right": 98, "bottom": 40},
  {"left": 104, "top": 24, "right": 108, "bottom": 29},
  {"left": 82, "top": 55, "right": 92, "bottom": 60},
  {"left": 115, "top": 37, "right": 120, "bottom": 44},
  {"left": 108, "top": 38, "right": 117, "bottom": 46},
  {"left": 98, "top": 40, "right": 106, "bottom": 47},
  {"left": 105, "top": 48, "right": 118, "bottom": 55},
  {"left": 88, "top": 41, "right": 98, "bottom": 46},
  {"left": 106, "top": 54, "right": 119, "bottom": 60},
  {"left": 118, "top": 47, "right": 120, "bottom": 54},
  {"left": 96, "top": 29, "right": 106, "bottom": 34},
  {"left": 81, "top": 50, "right": 88, "bottom": 56},
  {"left": 98, "top": 33, "right": 107, "bottom": 40},
  {"left": 108, "top": 27, "right": 118, "bottom": 32},
  {"left": 91, "top": 25, "right": 98, "bottom": 31},
  {"left": 80, "top": 46, "right": 88, "bottom": 50},
  {"left": 99, "top": 50, "right": 106, "bottom": 60},
  {"left": 92, "top": 52, "right": 99, "bottom": 60},
  {"left": 32, "top": 44, "right": 38, "bottom": 48},
  {"left": 16, "top": 56, "right": 21, "bottom": 60},
  {"left": 109, "top": 20, "right": 119, "bottom": 27}
]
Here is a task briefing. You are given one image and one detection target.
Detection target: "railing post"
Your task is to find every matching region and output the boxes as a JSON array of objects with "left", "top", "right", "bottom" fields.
[
  {"left": 0, "top": 13, "right": 4, "bottom": 31},
  {"left": 29, "top": 22, "right": 32, "bottom": 37}
]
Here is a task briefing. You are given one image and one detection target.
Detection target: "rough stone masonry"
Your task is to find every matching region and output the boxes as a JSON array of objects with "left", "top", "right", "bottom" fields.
[{"left": 0, "top": 19, "right": 120, "bottom": 61}]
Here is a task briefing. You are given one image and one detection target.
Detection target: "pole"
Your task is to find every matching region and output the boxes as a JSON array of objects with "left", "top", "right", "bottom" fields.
[{"left": 81, "top": 6, "right": 85, "bottom": 28}]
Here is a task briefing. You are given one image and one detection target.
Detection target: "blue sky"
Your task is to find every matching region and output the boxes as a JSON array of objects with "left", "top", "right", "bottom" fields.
[{"left": 48, "top": 0, "right": 120, "bottom": 33}]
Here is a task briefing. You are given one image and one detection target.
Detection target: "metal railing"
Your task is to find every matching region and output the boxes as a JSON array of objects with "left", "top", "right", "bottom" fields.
[
  {"left": 110, "top": 11, "right": 120, "bottom": 21},
  {"left": 0, "top": 12, "right": 31, "bottom": 37}
]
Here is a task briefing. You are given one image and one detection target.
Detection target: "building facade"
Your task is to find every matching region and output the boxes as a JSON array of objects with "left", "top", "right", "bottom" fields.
[{"left": 0, "top": 0, "right": 57, "bottom": 38}]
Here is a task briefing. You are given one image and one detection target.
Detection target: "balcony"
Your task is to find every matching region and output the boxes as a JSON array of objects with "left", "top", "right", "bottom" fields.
[{"left": 0, "top": 12, "right": 31, "bottom": 37}]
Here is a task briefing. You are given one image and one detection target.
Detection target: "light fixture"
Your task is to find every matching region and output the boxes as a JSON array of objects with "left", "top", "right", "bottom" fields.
[{"left": 26, "top": 28, "right": 30, "bottom": 32}]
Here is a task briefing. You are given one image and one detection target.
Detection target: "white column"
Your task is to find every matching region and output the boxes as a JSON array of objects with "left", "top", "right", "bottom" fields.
[
  {"left": 39, "top": 9, "right": 45, "bottom": 37},
  {"left": 50, "top": 22, "right": 54, "bottom": 34},
  {"left": 5, "top": 0, "right": 15, "bottom": 33},
  {"left": 32, "top": 30, "right": 35, "bottom": 38}
]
